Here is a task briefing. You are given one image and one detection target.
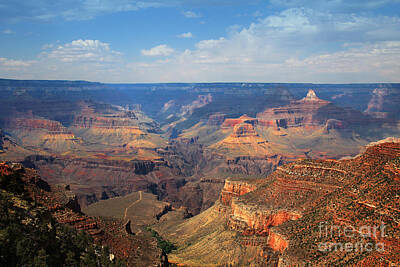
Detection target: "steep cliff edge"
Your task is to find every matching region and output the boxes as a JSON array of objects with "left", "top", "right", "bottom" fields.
[
  {"left": 365, "top": 86, "right": 400, "bottom": 120},
  {"left": 219, "top": 179, "right": 258, "bottom": 206},
  {"left": 257, "top": 89, "right": 372, "bottom": 130},
  {"left": 0, "top": 128, "right": 37, "bottom": 161},
  {"left": 21, "top": 155, "right": 168, "bottom": 207},
  {"left": 0, "top": 162, "right": 166, "bottom": 266},
  {"left": 156, "top": 140, "right": 400, "bottom": 266},
  {"left": 181, "top": 90, "right": 375, "bottom": 162},
  {"left": 71, "top": 101, "right": 165, "bottom": 149},
  {"left": 209, "top": 122, "right": 276, "bottom": 158},
  {"left": 257, "top": 89, "right": 331, "bottom": 129},
  {"left": 4, "top": 117, "right": 82, "bottom": 153}
]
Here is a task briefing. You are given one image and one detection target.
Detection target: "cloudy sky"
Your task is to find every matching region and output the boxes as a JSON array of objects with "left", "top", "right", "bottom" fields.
[{"left": 0, "top": 0, "right": 400, "bottom": 83}]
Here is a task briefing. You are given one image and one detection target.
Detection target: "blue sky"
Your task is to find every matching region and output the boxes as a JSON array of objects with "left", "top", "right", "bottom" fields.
[{"left": 0, "top": 0, "right": 400, "bottom": 83}]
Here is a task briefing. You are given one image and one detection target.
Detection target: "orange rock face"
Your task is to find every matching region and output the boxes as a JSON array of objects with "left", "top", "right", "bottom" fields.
[
  {"left": 219, "top": 178, "right": 301, "bottom": 254},
  {"left": 5, "top": 117, "right": 71, "bottom": 133},
  {"left": 1, "top": 163, "right": 163, "bottom": 266},
  {"left": 207, "top": 113, "right": 226, "bottom": 126},
  {"left": 267, "top": 229, "right": 289, "bottom": 252},
  {"left": 218, "top": 140, "right": 400, "bottom": 265},
  {"left": 228, "top": 199, "right": 301, "bottom": 237},
  {"left": 0, "top": 162, "right": 11, "bottom": 176},
  {"left": 4, "top": 117, "right": 80, "bottom": 151},
  {"left": 221, "top": 114, "right": 257, "bottom": 128},
  {"left": 72, "top": 101, "right": 141, "bottom": 130},
  {"left": 232, "top": 123, "right": 258, "bottom": 137},
  {"left": 219, "top": 179, "right": 258, "bottom": 205},
  {"left": 257, "top": 89, "right": 331, "bottom": 129}
]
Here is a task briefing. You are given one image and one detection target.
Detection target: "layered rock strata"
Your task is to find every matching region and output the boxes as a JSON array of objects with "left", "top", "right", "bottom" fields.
[
  {"left": 221, "top": 114, "right": 257, "bottom": 128},
  {"left": 164, "top": 140, "right": 400, "bottom": 266},
  {"left": 257, "top": 89, "right": 371, "bottom": 130}
]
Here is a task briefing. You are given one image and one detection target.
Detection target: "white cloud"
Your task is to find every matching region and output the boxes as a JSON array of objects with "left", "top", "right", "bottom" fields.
[
  {"left": 0, "top": 58, "right": 35, "bottom": 67},
  {"left": 195, "top": 37, "right": 226, "bottom": 49},
  {"left": 1, "top": 8, "right": 400, "bottom": 83},
  {"left": 0, "top": 39, "right": 125, "bottom": 82},
  {"left": 141, "top": 44, "right": 174, "bottom": 57},
  {"left": 284, "top": 42, "right": 400, "bottom": 81},
  {"left": 2, "top": 29, "right": 14, "bottom": 34},
  {"left": 182, "top": 11, "right": 201, "bottom": 18},
  {"left": 178, "top": 32, "right": 193, "bottom": 38},
  {"left": 124, "top": 8, "right": 400, "bottom": 83},
  {"left": 42, "top": 39, "right": 121, "bottom": 63}
]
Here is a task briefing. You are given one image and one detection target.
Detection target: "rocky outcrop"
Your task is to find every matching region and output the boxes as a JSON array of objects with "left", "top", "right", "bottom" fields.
[
  {"left": 217, "top": 177, "right": 302, "bottom": 255},
  {"left": 232, "top": 123, "right": 258, "bottom": 138},
  {"left": 221, "top": 114, "right": 257, "bottom": 128},
  {"left": 220, "top": 179, "right": 258, "bottom": 206},
  {"left": 207, "top": 113, "right": 226, "bottom": 126},
  {"left": 0, "top": 161, "right": 11, "bottom": 175},
  {"left": 215, "top": 122, "right": 268, "bottom": 146},
  {"left": 73, "top": 109, "right": 140, "bottom": 130},
  {"left": 167, "top": 140, "right": 400, "bottom": 266},
  {"left": 210, "top": 121, "right": 273, "bottom": 158},
  {"left": 1, "top": 162, "right": 165, "bottom": 266},
  {"left": 162, "top": 100, "right": 176, "bottom": 113},
  {"left": 257, "top": 89, "right": 331, "bottom": 129},
  {"left": 180, "top": 94, "right": 212, "bottom": 116},
  {"left": 323, "top": 118, "right": 345, "bottom": 133},
  {"left": 72, "top": 102, "right": 142, "bottom": 130},
  {"left": 225, "top": 155, "right": 283, "bottom": 175},
  {"left": 4, "top": 117, "right": 81, "bottom": 152},
  {"left": 21, "top": 155, "right": 166, "bottom": 207},
  {"left": 232, "top": 140, "right": 400, "bottom": 264},
  {"left": 5, "top": 117, "right": 65, "bottom": 131},
  {"left": 71, "top": 101, "right": 165, "bottom": 149},
  {"left": 257, "top": 89, "right": 372, "bottom": 130},
  {"left": 5, "top": 117, "right": 77, "bottom": 138},
  {"left": 228, "top": 199, "right": 301, "bottom": 237},
  {"left": 365, "top": 86, "right": 400, "bottom": 120},
  {"left": 1, "top": 163, "right": 103, "bottom": 237}
]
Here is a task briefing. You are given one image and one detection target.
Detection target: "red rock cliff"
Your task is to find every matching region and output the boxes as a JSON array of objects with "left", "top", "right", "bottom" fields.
[{"left": 219, "top": 179, "right": 258, "bottom": 205}]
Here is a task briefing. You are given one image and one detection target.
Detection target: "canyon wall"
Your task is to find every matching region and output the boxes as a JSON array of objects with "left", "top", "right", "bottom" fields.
[{"left": 164, "top": 140, "right": 400, "bottom": 266}]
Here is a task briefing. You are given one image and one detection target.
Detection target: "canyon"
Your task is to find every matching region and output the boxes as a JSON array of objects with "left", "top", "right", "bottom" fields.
[
  {"left": 0, "top": 162, "right": 166, "bottom": 266},
  {"left": 0, "top": 79, "right": 399, "bottom": 266},
  {"left": 156, "top": 139, "right": 400, "bottom": 266}
]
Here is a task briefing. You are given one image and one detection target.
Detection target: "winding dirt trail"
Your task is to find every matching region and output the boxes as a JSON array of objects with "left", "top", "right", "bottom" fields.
[{"left": 124, "top": 190, "right": 142, "bottom": 220}]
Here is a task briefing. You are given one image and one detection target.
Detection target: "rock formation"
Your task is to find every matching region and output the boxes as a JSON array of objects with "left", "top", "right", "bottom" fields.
[
  {"left": 158, "top": 139, "right": 400, "bottom": 266},
  {"left": 323, "top": 118, "right": 345, "bottom": 134},
  {"left": 4, "top": 116, "right": 81, "bottom": 152},
  {"left": 0, "top": 162, "right": 165, "bottom": 266},
  {"left": 210, "top": 122, "right": 273, "bottom": 158},
  {"left": 21, "top": 155, "right": 165, "bottom": 207},
  {"left": 180, "top": 94, "right": 212, "bottom": 116},
  {"left": 207, "top": 113, "right": 226, "bottom": 126},
  {"left": 231, "top": 123, "right": 259, "bottom": 138},
  {"left": 257, "top": 89, "right": 331, "bottom": 129},
  {"left": 71, "top": 101, "right": 164, "bottom": 149},
  {"left": 365, "top": 86, "right": 400, "bottom": 120},
  {"left": 219, "top": 179, "right": 258, "bottom": 206},
  {"left": 221, "top": 114, "right": 257, "bottom": 128},
  {"left": 257, "top": 89, "right": 374, "bottom": 132}
]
